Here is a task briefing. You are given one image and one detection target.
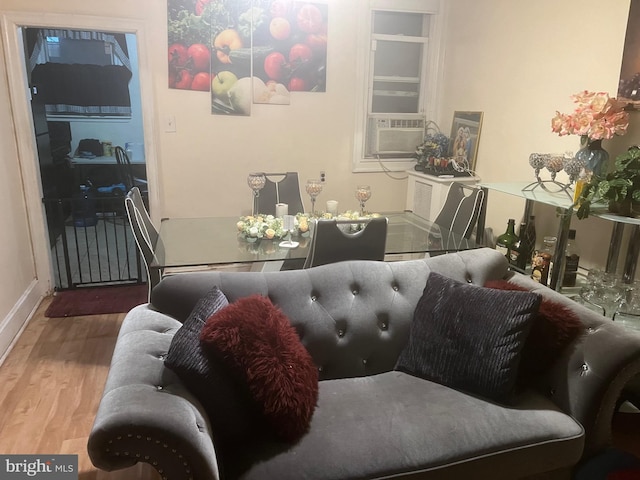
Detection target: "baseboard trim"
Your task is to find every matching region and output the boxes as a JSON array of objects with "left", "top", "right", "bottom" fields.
[{"left": 0, "top": 279, "right": 47, "bottom": 366}]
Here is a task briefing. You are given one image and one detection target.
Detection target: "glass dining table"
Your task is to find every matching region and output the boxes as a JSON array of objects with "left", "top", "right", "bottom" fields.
[{"left": 150, "top": 211, "right": 479, "bottom": 273}]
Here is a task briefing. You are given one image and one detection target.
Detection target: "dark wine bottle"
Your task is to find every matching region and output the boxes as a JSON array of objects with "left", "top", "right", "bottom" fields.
[
  {"left": 511, "top": 222, "right": 528, "bottom": 269},
  {"left": 495, "top": 219, "right": 518, "bottom": 261},
  {"left": 522, "top": 215, "right": 537, "bottom": 266}
]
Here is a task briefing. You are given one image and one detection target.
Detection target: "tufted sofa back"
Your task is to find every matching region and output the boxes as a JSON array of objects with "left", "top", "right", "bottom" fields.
[{"left": 151, "top": 248, "right": 509, "bottom": 380}]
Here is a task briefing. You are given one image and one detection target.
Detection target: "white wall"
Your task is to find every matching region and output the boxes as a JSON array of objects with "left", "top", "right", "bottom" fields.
[{"left": 441, "top": 0, "right": 636, "bottom": 270}]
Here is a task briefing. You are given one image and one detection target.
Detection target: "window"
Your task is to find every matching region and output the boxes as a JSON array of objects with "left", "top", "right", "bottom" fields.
[{"left": 353, "top": 0, "right": 444, "bottom": 172}]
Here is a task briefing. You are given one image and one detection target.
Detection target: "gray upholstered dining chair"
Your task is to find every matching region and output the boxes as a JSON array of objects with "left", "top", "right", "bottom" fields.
[
  {"left": 253, "top": 172, "right": 305, "bottom": 216},
  {"left": 433, "top": 182, "right": 486, "bottom": 240},
  {"left": 125, "top": 188, "right": 161, "bottom": 301},
  {"left": 125, "top": 188, "right": 249, "bottom": 301},
  {"left": 303, "top": 217, "right": 388, "bottom": 269}
]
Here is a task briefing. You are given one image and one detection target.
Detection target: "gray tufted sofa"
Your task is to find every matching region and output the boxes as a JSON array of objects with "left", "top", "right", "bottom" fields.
[{"left": 88, "top": 248, "right": 640, "bottom": 480}]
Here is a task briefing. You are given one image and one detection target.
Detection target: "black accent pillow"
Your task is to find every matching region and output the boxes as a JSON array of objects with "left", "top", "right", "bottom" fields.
[
  {"left": 164, "top": 286, "right": 265, "bottom": 444},
  {"left": 396, "top": 272, "right": 541, "bottom": 405}
]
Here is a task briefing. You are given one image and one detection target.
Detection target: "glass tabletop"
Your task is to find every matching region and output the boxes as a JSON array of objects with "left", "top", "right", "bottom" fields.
[
  {"left": 482, "top": 181, "right": 640, "bottom": 225},
  {"left": 151, "top": 211, "right": 477, "bottom": 270},
  {"left": 480, "top": 182, "right": 575, "bottom": 209}
]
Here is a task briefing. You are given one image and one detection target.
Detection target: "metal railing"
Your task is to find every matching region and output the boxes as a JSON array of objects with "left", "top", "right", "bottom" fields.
[{"left": 43, "top": 193, "right": 145, "bottom": 290}]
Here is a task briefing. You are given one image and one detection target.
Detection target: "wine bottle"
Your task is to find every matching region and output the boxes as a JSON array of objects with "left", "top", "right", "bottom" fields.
[
  {"left": 495, "top": 219, "right": 518, "bottom": 261},
  {"left": 523, "top": 215, "right": 536, "bottom": 266},
  {"left": 510, "top": 222, "right": 528, "bottom": 269},
  {"left": 563, "top": 229, "right": 580, "bottom": 287}
]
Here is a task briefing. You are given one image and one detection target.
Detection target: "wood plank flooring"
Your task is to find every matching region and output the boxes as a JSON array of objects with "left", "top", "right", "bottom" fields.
[{"left": 0, "top": 297, "right": 159, "bottom": 480}]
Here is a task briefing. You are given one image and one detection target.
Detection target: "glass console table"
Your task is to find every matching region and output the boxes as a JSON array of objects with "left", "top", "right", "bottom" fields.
[{"left": 482, "top": 182, "right": 640, "bottom": 291}]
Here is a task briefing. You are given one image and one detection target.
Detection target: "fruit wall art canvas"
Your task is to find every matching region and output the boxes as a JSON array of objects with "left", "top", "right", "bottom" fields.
[{"left": 167, "top": 0, "right": 329, "bottom": 117}]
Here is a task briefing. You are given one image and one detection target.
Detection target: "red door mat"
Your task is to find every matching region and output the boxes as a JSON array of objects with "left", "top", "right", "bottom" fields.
[{"left": 45, "top": 284, "right": 148, "bottom": 318}]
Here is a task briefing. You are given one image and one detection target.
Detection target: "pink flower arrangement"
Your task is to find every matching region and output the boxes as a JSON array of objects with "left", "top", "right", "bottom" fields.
[{"left": 551, "top": 90, "right": 629, "bottom": 140}]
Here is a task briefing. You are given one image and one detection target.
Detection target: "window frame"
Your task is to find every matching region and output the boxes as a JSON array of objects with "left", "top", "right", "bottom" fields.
[{"left": 352, "top": 0, "right": 445, "bottom": 173}]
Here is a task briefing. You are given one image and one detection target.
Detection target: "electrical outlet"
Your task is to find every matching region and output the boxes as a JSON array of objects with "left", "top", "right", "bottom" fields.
[{"left": 320, "top": 171, "right": 326, "bottom": 182}]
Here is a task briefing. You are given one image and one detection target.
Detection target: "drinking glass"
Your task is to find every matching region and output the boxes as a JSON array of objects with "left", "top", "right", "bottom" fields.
[
  {"left": 305, "top": 179, "right": 323, "bottom": 214},
  {"left": 355, "top": 185, "right": 371, "bottom": 214},
  {"left": 247, "top": 172, "right": 266, "bottom": 214}
]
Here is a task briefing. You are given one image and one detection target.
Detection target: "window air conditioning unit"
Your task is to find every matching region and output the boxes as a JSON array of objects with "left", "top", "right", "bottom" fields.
[{"left": 372, "top": 117, "right": 425, "bottom": 155}]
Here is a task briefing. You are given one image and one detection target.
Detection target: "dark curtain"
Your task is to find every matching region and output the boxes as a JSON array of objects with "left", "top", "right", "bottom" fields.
[{"left": 31, "top": 63, "right": 132, "bottom": 116}]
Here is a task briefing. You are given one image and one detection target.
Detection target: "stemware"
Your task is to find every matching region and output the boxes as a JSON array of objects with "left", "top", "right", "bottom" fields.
[
  {"left": 355, "top": 185, "right": 371, "bottom": 214},
  {"left": 305, "top": 179, "right": 323, "bottom": 214},
  {"left": 247, "top": 172, "right": 266, "bottom": 214}
]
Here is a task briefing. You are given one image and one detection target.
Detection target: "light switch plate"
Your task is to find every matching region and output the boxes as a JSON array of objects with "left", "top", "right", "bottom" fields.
[{"left": 164, "top": 115, "right": 176, "bottom": 133}]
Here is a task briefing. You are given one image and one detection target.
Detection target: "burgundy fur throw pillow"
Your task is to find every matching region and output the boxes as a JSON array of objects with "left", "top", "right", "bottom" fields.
[
  {"left": 200, "top": 295, "right": 318, "bottom": 442},
  {"left": 484, "top": 279, "right": 584, "bottom": 378}
]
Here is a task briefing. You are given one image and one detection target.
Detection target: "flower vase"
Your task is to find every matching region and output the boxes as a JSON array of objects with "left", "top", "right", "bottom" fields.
[{"left": 575, "top": 136, "right": 609, "bottom": 177}]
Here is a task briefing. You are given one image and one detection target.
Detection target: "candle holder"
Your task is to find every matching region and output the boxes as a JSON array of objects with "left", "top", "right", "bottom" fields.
[
  {"left": 355, "top": 185, "right": 371, "bottom": 214},
  {"left": 522, "top": 153, "right": 578, "bottom": 200},
  {"left": 305, "top": 179, "right": 323, "bottom": 214},
  {"left": 247, "top": 172, "right": 266, "bottom": 214}
]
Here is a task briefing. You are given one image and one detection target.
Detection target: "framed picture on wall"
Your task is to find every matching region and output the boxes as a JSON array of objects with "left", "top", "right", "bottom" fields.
[
  {"left": 449, "top": 111, "right": 484, "bottom": 173},
  {"left": 618, "top": 0, "right": 640, "bottom": 108}
]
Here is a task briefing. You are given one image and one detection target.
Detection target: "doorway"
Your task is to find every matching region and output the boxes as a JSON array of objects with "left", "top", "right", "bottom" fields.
[
  {"left": 1, "top": 11, "right": 159, "bottom": 293},
  {"left": 23, "top": 27, "right": 147, "bottom": 289}
]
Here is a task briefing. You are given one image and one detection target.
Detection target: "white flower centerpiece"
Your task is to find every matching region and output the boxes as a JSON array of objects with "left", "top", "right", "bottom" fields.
[
  {"left": 238, "top": 211, "right": 383, "bottom": 241},
  {"left": 236, "top": 214, "right": 286, "bottom": 242}
]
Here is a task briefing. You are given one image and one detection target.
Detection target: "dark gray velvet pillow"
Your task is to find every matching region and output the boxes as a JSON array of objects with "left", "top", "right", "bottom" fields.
[
  {"left": 396, "top": 272, "right": 541, "bottom": 405},
  {"left": 164, "top": 286, "right": 266, "bottom": 445}
]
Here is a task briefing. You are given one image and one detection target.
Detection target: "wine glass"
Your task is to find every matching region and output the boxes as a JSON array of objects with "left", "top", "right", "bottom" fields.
[
  {"left": 305, "top": 179, "right": 323, "bottom": 214},
  {"left": 247, "top": 172, "right": 266, "bottom": 214},
  {"left": 355, "top": 185, "right": 371, "bottom": 214}
]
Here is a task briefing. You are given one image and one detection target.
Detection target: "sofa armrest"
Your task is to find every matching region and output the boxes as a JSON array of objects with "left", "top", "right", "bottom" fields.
[
  {"left": 505, "top": 272, "right": 640, "bottom": 458},
  {"left": 88, "top": 305, "right": 221, "bottom": 480}
]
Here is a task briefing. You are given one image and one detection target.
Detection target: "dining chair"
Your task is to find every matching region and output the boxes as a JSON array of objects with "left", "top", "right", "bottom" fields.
[
  {"left": 303, "top": 217, "right": 388, "bottom": 268},
  {"left": 125, "top": 187, "right": 251, "bottom": 300},
  {"left": 115, "top": 145, "right": 148, "bottom": 193},
  {"left": 433, "top": 182, "right": 486, "bottom": 241},
  {"left": 125, "top": 187, "right": 161, "bottom": 301},
  {"left": 254, "top": 172, "right": 305, "bottom": 216}
]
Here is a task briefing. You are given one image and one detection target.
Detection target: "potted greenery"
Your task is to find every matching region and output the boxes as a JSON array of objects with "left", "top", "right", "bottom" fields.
[{"left": 575, "top": 146, "right": 640, "bottom": 219}]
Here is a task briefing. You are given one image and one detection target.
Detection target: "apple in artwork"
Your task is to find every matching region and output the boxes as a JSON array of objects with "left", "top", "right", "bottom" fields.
[
  {"left": 187, "top": 43, "right": 211, "bottom": 72},
  {"left": 306, "top": 23, "right": 328, "bottom": 53},
  {"left": 289, "top": 43, "right": 313, "bottom": 64},
  {"left": 288, "top": 77, "right": 307, "bottom": 91},
  {"left": 269, "top": 17, "right": 291, "bottom": 41},
  {"left": 270, "top": 0, "right": 291, "bottom": 18},
  {"left": 296, "top": 4, "right": 323, "bottom": 34},
  {"left": 264, "top": 52, "right": 287, "bottom": 81},
  {"left": 174, "top": 70, "right": 193, "bottom": 90},
  {"left": 212, "top": 71, "right": 238, "bottom": 97},
  {"left": 195, "top": 0, "right": 211, "bottom": 16},
  {"left": 168, "top": 43, "right": 188, "bottom": 67},
  {"left": 214, "top": 29, "right": 243, "bottom": 64},
  {"left": 191, "top": 72, "right": 211, "bottom": 91}
]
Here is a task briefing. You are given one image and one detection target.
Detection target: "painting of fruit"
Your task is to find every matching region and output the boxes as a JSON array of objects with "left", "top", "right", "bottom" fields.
[
  {"left": 251, "top": 0, "right": 328, "bottom": 100},
  {"left": 167, "top": 0, "right": 328, "bottom": 113}
]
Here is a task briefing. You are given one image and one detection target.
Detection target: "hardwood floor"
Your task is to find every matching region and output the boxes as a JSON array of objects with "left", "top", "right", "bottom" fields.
[{"left": 0, "top": 297, "right": 159, "bottom": 480}]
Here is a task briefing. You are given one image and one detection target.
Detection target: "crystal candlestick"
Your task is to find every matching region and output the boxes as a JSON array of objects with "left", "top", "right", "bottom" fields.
[
  {"left": 355, "top": 185, "right": 371, "bottom": 214},
  {"left": 247, "top": 172, "right": 266, "bottom": 214},
  {"left": 305, "top": 179, "right": 323, "bottom": 214}
]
